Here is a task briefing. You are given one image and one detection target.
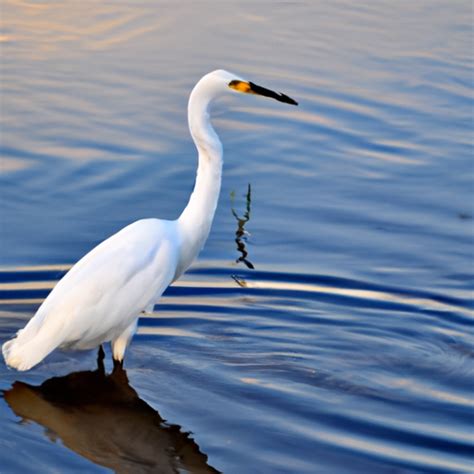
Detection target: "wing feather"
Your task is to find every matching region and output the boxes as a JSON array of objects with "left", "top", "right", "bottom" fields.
[{"left": 10, "top": 218, "right": 179, "bottom": 355}]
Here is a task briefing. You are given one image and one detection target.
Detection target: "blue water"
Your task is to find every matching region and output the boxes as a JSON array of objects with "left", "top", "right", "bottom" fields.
[{"left": 1, "top": 1, "right": 473, "bottom": 473}]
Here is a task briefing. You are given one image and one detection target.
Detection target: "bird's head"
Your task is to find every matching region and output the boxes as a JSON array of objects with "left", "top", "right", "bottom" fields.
[{"left": 192, "top": 69, "right": 298, "bottom": 107}]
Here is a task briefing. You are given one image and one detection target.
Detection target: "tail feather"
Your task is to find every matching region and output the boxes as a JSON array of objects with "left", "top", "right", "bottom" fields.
[{"left": 3, "top": 333, "right": 56, "bottom": 371}]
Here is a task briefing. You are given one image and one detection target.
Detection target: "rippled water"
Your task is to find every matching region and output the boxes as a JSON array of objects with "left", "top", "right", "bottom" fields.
[{"left": 1, "top": 1, "right": 473, "bottom": 473}]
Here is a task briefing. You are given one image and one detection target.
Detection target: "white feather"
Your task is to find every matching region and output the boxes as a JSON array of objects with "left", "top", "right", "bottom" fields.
[{"left": 2, "top": 69, "right": 296, "bottom": 371}]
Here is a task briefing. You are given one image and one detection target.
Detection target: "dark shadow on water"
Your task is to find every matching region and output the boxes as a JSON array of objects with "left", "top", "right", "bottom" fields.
[{"left": 3, "top": 367, "right": 220, "bottom": 474}]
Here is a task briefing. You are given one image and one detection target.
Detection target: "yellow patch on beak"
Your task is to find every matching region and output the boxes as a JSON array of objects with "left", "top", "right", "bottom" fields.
[{"left": 229, "top": 80, "right": 254, "bottom": 94}]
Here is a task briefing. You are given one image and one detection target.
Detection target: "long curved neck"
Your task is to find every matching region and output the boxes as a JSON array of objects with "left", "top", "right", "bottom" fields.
[{"left": 176, "top": 82, "right": 223, "bottom": 277}]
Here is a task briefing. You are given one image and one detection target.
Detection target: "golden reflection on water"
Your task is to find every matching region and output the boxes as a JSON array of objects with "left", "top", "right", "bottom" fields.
[
  {"left": 309, "top": 429, "right": 470, "bottom": 472},
  {"left": 0, "top": 264, "right": 71, "bottom": 271},
  {"left": 139, "top": 326, "right": 204, "bottom": 339},
  {"left": 2, "top": 2, "right": 162, "bottom": 55},
  {"left": 4, "top": 366, "right": 220, "bottom": 473},
  {"left": 239, "top": 376, "right": 309, "bottom": 397},
  {"left": 0, "top": 157, "right": 36, "bottom": 173},
  {"left": 387, "top": 377, "right": 474, "bottom": 408},
  {"left": 0, "top": 264, "right": 471, "bottom": 318},
  {"left": 0, "top": 281, "right": 56, "bottom": 290}
]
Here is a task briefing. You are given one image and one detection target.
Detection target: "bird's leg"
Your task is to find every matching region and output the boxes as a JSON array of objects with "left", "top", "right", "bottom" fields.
[
  {"left": 112, "top": 357, "right": 124, "bottom": 373},
  {"left": 111, "top": 319, "right": 137, "bottom": 372},
  {"left": 97, "top": 344, "right": 105, "bottom": 374}
]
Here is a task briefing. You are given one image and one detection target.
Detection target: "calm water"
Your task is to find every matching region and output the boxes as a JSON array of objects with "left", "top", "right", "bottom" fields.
[{"left": 1, "top": 1, "right": 473, "bottom": 473}]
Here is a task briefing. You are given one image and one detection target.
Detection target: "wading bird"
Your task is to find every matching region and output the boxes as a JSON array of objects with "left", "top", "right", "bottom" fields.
[{"left": 3, "top": 69, "right": 297, "bottom": 371}]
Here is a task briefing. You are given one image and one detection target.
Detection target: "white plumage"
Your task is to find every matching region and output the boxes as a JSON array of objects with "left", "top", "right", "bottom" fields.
[{"left": 3, "top": 69, "right": 297, "bottom": 371}]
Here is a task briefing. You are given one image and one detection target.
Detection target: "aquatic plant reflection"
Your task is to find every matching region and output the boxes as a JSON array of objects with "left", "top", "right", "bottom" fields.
[
  {"left": 3, "top": 367, "right": 220, "bottom": 473},
  {"left": 230, "top": 183, "right": 254, "bottom": 270}
]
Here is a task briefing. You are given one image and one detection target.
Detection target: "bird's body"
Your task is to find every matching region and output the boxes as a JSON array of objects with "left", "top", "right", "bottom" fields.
[{"left": 3, "top": 69, "right": 297, "bottom": 371}]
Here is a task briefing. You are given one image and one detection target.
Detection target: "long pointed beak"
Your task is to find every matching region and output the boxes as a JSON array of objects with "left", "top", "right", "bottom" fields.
[
  {"left": 248, "top": 82, "right": 298, "bottom": 106},
  {"left": 229, "top": 80, "right": 298, "bottom": 106}
]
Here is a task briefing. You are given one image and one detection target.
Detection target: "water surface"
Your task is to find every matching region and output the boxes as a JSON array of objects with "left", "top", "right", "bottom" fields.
[{"left": 1, "top": 1, "right": 473, "bottom": 473}]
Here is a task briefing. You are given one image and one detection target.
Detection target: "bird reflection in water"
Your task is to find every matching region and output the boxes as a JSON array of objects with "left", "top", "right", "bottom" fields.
[
  {"left": 3, "top": 365, "right": 220, "bottom": 474},
  {"left": 230, "top": 183, "right": 254, "bottom": 270}
]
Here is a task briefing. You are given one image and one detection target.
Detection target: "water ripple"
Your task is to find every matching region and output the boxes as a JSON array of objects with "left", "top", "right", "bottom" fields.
[
  {"left": 1, "top": 262, "right": 472, "bottom": 474},
  {"left": 1, "top": 1, "right": 472, "bottom": 472}
]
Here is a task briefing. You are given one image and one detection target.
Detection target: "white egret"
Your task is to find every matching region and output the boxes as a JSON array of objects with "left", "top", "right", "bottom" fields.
[{"left": 3, "top": 69, "right": 297, "bottom": 371}]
